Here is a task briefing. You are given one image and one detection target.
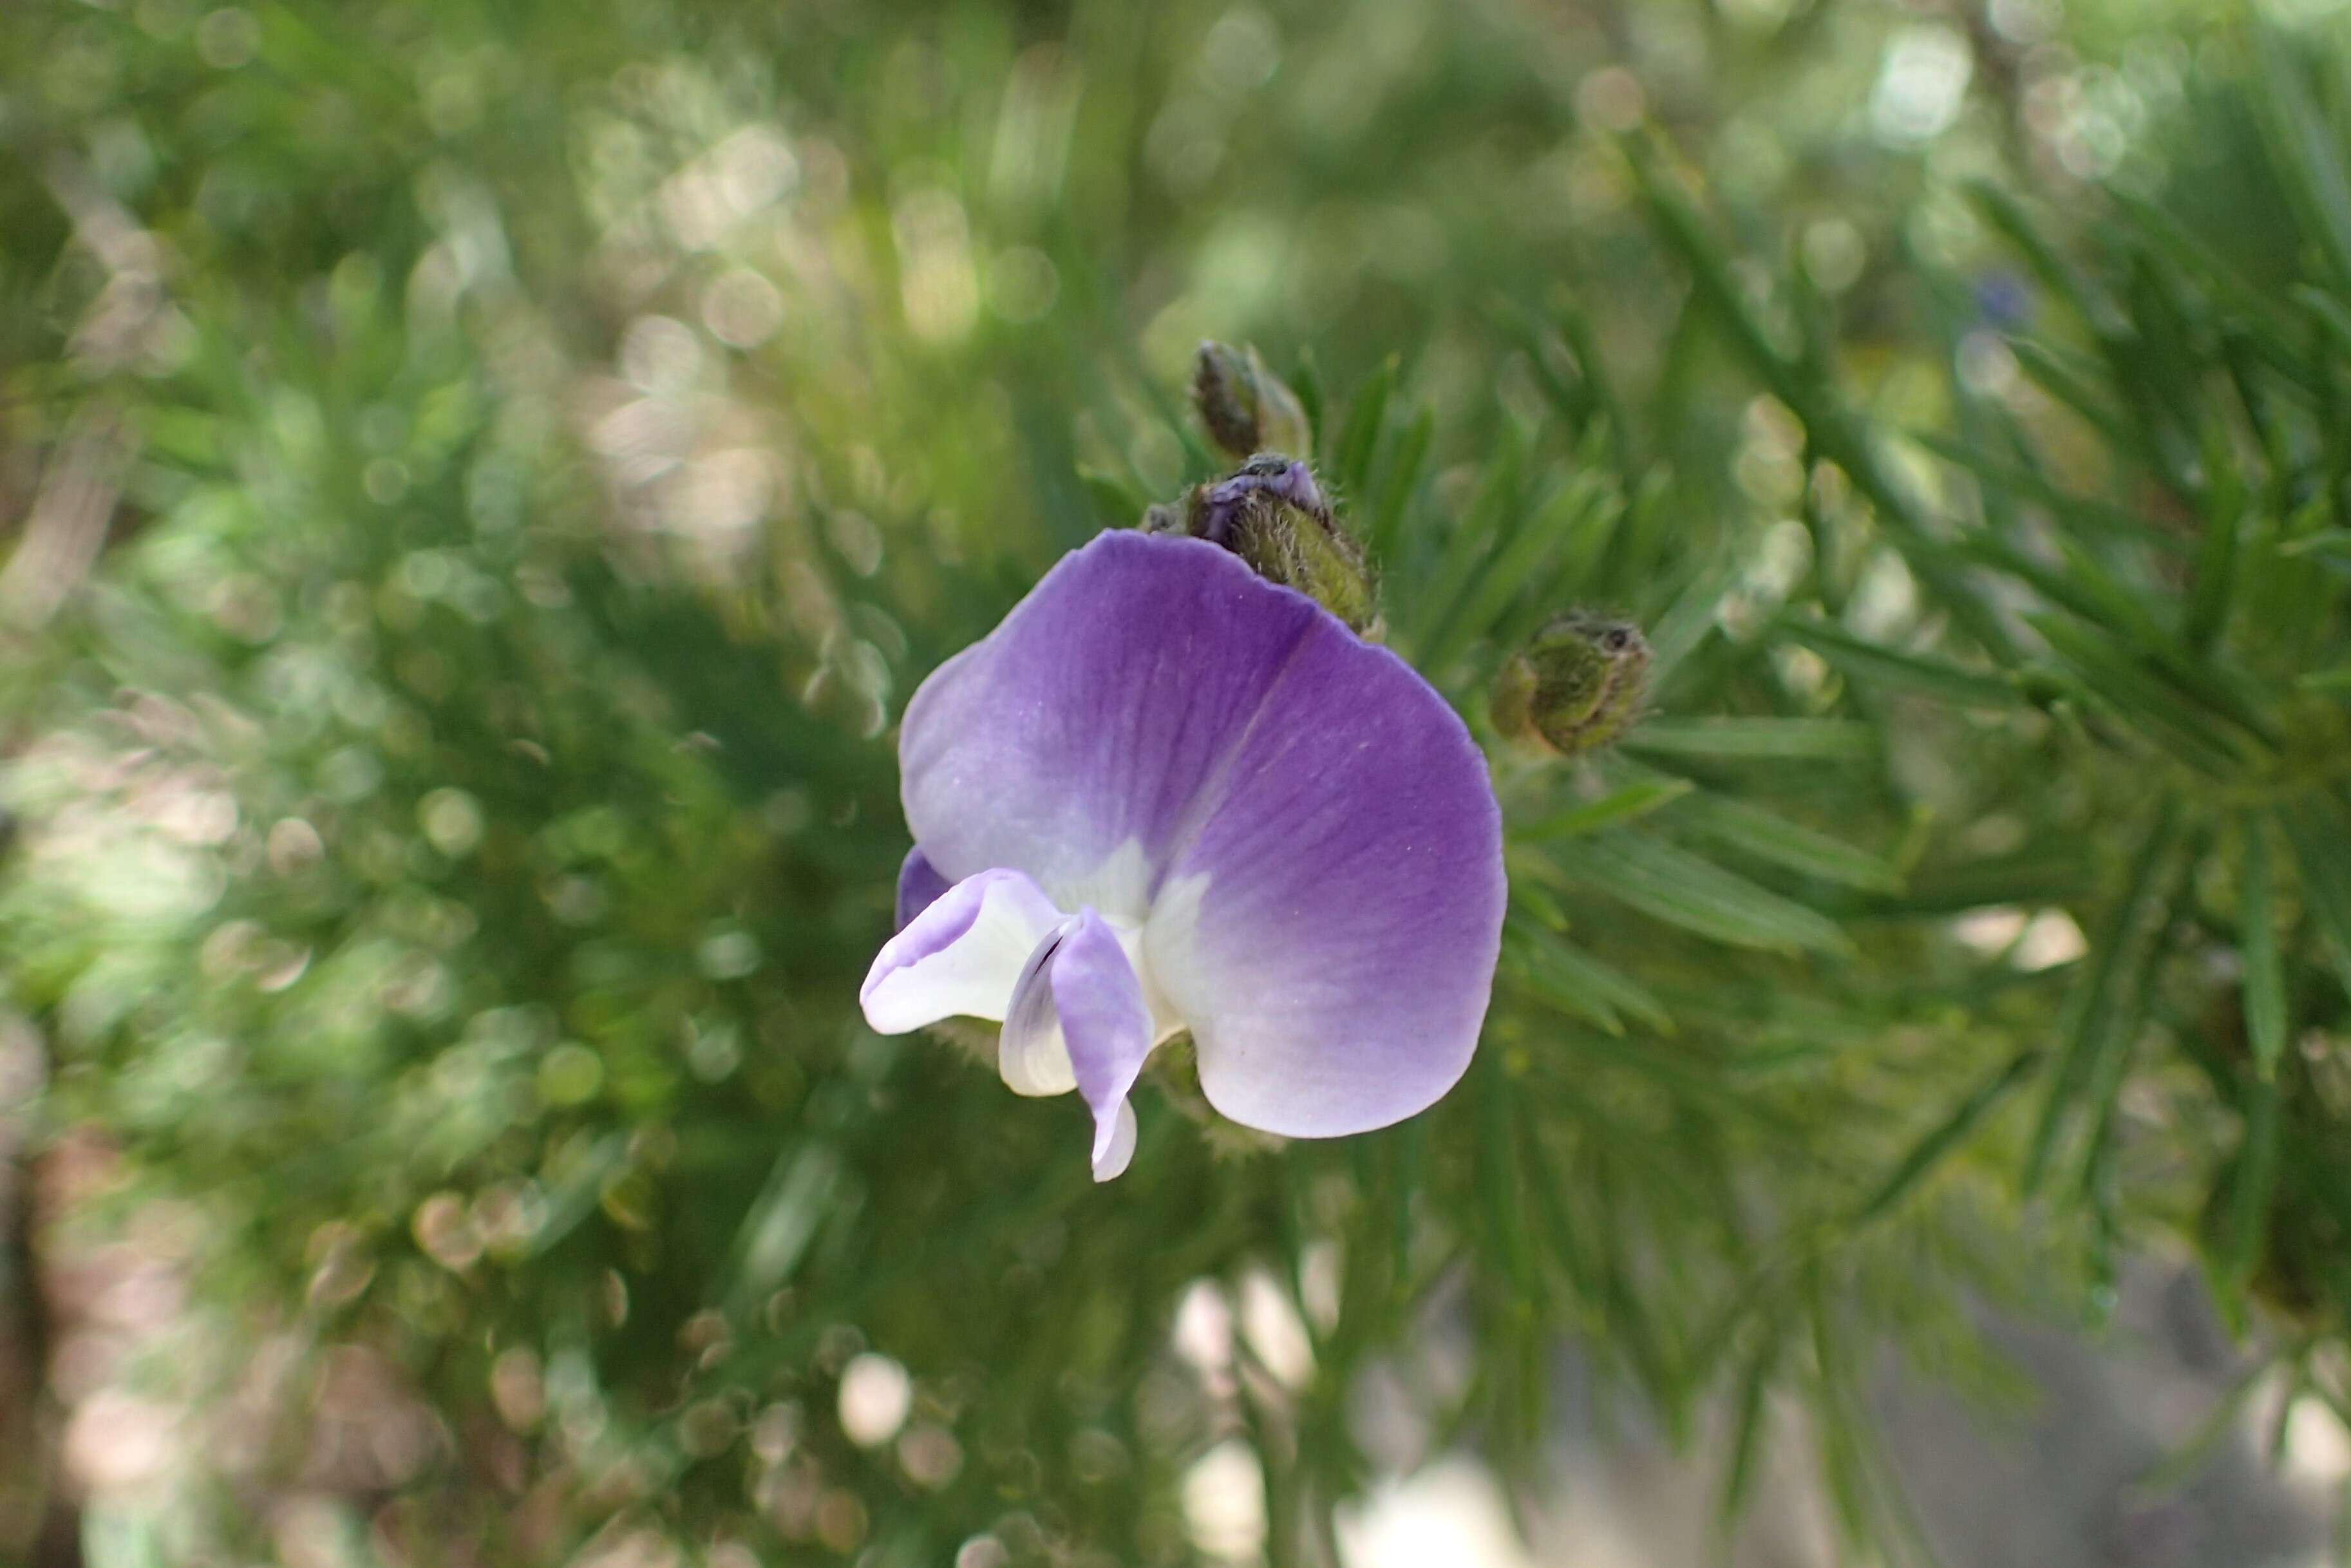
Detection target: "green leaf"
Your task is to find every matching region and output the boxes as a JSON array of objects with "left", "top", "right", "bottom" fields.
[
  {"left": 726, "top": 1139, "right": 845, "bottom": 1309},
  {"left": 2026, "top": 797, "right": 2182, "bottom": 1192},
  {"left": 2072, "top": 831, "right": 2201, "bottom": 1207},
  {"left": 2255, "top": 26, "right": 2351, "bottom": 296},
  {"left": 1632, "top": 137, "right": 2020, "bottom": 660},
  {"left": 1334, "top": 354, "right": 1398, "bottom": 493},
  {"left": 1506, "top": 927, "right": 1675, "bottom": 1035},
  {"left": 2184, "top": 419, "right": 2247, "bottom": 654},
  {"left": 1588, "top": 1156, "right": 1687, "bottom": 1424},
  {"left": 2028, "top": 614, "right": 2255, "bottom": 777},
  {"left": 2216, "top": 1073, "right": 2282, "bottom": 1305},
  {"left": 1077, "top": 466, "right": 1151, "bottom": 527},
  {"left": 1853, "top": 1048, "right": 2041, "bottom": 1225},
  {"left": 1909, "top": 430, "right": 2173, "bottom": 555},
  {"left": 2064, "top": 582, "right": 2278, "bottom": 749},
  {"left": 2278, "top": 797, "right": 2351, "bottom": 994},
  {"left": 1638, "top": 554, "right": 1730, "bottom": 690},
  {"left": 1862, "top": 848, "right": 2100, "bottom": 917},
  {"left": 2299, "top": 284, "right": 2351, "bottom": 363},
  {"left": 1803, "top": 1273, "right": 1876, "bottom": 1548},
  {"left": 1477, "top": 1055, "right": 1540, "bottom": 1301},
  {"left": 1511, "top": 299, "right": 1594, "bottom": 430},
  {"left": 1367, "top": 405, "right": 1433, "bottom": 569},
  {"left": 2109, "top": 188, "right": 2316, "bottom": 385},
  {"left": 1514, "top": 777, "right": 1694, "bottom": 842},
  {"left": 1404, "top": 428, "right": 1523, "bottom": 650},
  {"left": 1565, "top": 829, "right": 1851, "bottom": 955},
  {"left": 2134, "top": 1350, "right": 2288, "bottom": 1495},
  {"left": 2278, "top": 529, "right": 2351, "bottom": 560},
  {"left": 1781, "top": 619, "right": 2019, "bottom": 708},
  {"left": 1493, "top": 482, "right": 1628, "bottom": 652},
  {"left": 1289, "top": 347, "right": 1325, "bottom": 447},
  {"left": 1420, "top": 474, "right": 1592, "bottom": 675},
  {"left": 1628, "top": 133, "right": 1801, "bottom": 401},
  {"left": 1507, "top": 873, "right": 1572, "bottom": 932},
  {"left": 2240, "top": 815, "right": 2289, "bottom": 1081},
  {"left": 1554, "top": 294, "right": 1634, "bottom": 475},
  {"left": 1969, "top": 179, "right": 2121, "bottom": 338},
  {"left": 1952, "top": 529, "right": 2133, "bottom": 634},
  {"left": 2008, "top": 337, "right": 2139, "bottom": 451},
  {"left": 1717, "top": 1318, "right": 1786, "bottom": 1524},
  {"left": 1675, "top": 794, "right": 1903, "bottom": 893},
  {"left": 530, "top": 1132, "right": 630, "bottom": 1258},
  {"left": 1624, "top": 717, "right": 1875, "bottom": 762},
  {"left": 1520, "top": 1126, "right": 1596, "bottom": 1307}
]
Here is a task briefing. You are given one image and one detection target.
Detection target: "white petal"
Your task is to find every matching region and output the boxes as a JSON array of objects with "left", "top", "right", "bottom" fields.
[
  {"left": 999, "top": 911, "right": 1156, "bottom": 1184},
  {"left": 860, "top": 869, "right": 1063, "bottom": 1034},
  {"left": 1091, "top": 1099, "right": 1138, "bottom": 1182},
  {"left": 999, "top": 924, "right": 1079, "bottom": 1095}
]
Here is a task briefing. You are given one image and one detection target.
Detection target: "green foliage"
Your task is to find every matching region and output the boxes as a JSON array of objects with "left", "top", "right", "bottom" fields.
[{"left": 3, "top": 2, "right": 2350, "bottom": 1566}]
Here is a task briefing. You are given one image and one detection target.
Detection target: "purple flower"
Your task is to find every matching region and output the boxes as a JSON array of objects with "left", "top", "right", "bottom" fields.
[
  {"left": 860, "top": 531, "right": 1506, "bottom": 1180},
  {"left": 1974, "top": 269, "right": 2033, "bottom": 331}
]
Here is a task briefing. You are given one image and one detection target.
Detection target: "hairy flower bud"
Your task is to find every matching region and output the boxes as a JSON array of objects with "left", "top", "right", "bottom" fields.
[
  {"left": 1491, "top": 612, "right": 1650, "bottom": 757},
  {"left": 1193, "top": 341, "right": 1313, "bottom": 460},
  {"left": 1148, "top": 457, "right": 1379, "bottom": 636}
]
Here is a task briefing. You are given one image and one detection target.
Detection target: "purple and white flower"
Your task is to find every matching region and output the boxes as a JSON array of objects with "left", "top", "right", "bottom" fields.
[{"left": 860, "top": 530, "right": 1506, "bottom": 1180}]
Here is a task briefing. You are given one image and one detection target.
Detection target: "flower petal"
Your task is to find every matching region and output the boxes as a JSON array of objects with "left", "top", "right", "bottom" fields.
[
  {"left": 999, "top": 925, "right": 1077, "bottom": 1096},
  {"left": 894, "top": 529, "right": 1503, "bottom": 1144},
  {"left": 860, "top": 867, "right": 1062, "bottom": 1034},
  {"left": 895, "top": 846, "right": 950, "bottom": 930},
  {"left": 998, "top": 909, "right": 1154, "bottom": 1180},
  {"left": 1052, "top": 911, "right": 1154, "bottom": 1178},
  {"left": 898, "top": 532, "right": 1332, "bottom": 918},
  {"left": 1140, "top": 610, "right": 1505, "bottom": 1141},
  {"left": 1092, "top": 1099, "right": 1138, "bottom": 1182}
]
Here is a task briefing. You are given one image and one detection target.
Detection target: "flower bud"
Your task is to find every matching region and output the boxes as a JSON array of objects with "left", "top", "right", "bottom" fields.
[
  {"left": 1193, "top": 341, "right": 1313, "bottom": 460},
  {"left": 1149, "top": 457, "right": 1380, "bottom": 636},
  {"left": 1491, "top": 612, "right": 1650, "bottom": 757}
]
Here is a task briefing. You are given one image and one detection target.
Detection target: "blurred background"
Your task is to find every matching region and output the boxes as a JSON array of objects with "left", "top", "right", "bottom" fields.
[{"left": 6, "top": 0, "right": 2351, "bottom": 1563}]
